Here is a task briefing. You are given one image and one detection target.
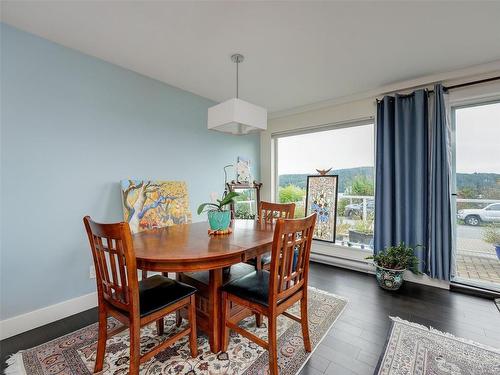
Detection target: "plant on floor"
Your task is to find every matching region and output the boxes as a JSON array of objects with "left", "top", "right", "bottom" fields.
[
  {"left": 366, "top": 242, "right": 422, "bottom": 291},
  {"left": 366, "top": 242, "right": 421, "bottom": 273},
  {"left": 197, "top": 191, "right": 239, "bottom": 231}
]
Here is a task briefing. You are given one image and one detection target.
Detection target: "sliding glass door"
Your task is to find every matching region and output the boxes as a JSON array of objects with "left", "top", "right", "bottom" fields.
[{"left": 452, "top": 101, "right": 500, "bottom": 291}]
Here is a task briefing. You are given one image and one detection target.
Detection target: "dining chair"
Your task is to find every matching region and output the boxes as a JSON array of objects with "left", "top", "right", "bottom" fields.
[
  {"left": 246, "top": 201, "right": 296, "bottom": 271},
  {"left": 83, "top": 216, "right": 198, "bottom": 375},
  {"left": 221, "top": 213, "right": 317, "bottom": 375}
]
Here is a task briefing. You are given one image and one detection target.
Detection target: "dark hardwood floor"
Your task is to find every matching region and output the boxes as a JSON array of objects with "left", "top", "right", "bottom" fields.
[{"left": 1, "top": 262, "right": 499, "bottom": 374}]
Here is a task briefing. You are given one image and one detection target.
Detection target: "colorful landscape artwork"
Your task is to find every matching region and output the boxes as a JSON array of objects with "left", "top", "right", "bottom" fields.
[
  {"left": 120, "top": 180, "right": 192, "bottom": 233},
  {"left": 305, "top": 175, "right": 338, "bottom": 242}
]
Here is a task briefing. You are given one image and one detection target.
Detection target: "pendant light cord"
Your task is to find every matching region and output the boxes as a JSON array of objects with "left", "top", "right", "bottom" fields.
[{"left": 236, "top": 59, "right": 239, "bottom": 99}]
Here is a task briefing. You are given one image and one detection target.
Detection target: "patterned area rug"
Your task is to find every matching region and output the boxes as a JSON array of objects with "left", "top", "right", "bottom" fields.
[
  {"left": 6, "top": 287, "right": 347, "bottom": 375},
  {"left": 376, "top": 317, "right": 500, "bottom": 374}
]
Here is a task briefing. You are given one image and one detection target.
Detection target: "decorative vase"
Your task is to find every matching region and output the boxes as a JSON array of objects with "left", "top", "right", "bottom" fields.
[
  {"left": 495, "top": 244, "right": 500, "bottom": 260},
  {"left": 374, "top": 263, "right": 405, "bottom": 291},
  {"left": 207, "top": 210, "right": 231, "bottom": 231}
]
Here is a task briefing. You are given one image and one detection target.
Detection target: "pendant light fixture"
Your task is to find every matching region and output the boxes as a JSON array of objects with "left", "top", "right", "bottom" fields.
[{"left": 208, "top": 54, "right": 267, "bottom": 135}]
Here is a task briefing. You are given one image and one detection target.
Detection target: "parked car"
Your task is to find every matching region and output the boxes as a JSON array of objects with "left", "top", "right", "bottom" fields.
[
  {"left": 344, "top": 200, "right": 374, "bottom": 218},
  {"left": 457, "top": 203, "right": 500, "bottom": 226}
]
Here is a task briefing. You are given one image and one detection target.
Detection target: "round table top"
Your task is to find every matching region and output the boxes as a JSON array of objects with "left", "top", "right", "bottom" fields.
[{"left": 133, "top": 220, "right": 275, "bottom": 271}]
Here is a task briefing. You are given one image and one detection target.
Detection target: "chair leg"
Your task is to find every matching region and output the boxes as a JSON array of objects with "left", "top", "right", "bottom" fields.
[
  {"left": 94, "top": 306, "right": 107, "bottom": 373},
  {"left": 255, "top": 313, "right": 262, "bottom": 328},
  {"left": 175, "top": 273, "right": 183, "bottom": 327},
  {"left": 255, "top": 255, "right": 262, "bottom": 270},
  {"left": 175, "top": 311, "right": 183, "bottom": 327},
  {"left": 141, "top": 270, "right": 148, "bottom": 280},
  {"left": 268, "top": 315, "right": 278, "bottom": 375},
  {"left": 129, "top": 319, "right": 141, "bottom": 375},
  {"left": 156, "top": 318, "right": 164, "bottom": 336},
  {"left": 188, "top": 295, "right": 198, "bottom": 358},
  {"left": 221, "top": 291, "right": 231, "bottom": 352},
  {"left": 300, "top": 292, "right": 312, "bottom": 352}
]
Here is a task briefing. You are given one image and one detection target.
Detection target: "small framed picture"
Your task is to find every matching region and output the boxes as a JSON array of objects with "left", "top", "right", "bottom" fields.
[{"left": 305, "top": 175, "right": 339, "bottom": 243}]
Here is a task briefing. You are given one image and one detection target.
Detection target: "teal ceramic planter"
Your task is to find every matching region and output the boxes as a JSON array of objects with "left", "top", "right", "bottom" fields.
[
  {"left": 375, "top": 263, "right": 405, "bottom": 291},
  {"left": 207, "top": 210, "right": 231, "bottom": 231}
]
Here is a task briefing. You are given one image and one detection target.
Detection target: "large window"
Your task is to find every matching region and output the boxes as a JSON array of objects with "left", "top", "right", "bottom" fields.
[
  {"left": 452, "top": 101, "right": 500, "bottom": 291},
  {"left": 275, "top": 122, "right": 375, "bottom": 251}
]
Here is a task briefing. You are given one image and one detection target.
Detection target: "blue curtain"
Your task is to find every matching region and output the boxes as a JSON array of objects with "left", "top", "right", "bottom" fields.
[
  {"left": 374, "top": 85, "right": 452, "bottom": 280},
  {"left": 427, "top": 85, "right": 452, "bottom": 280},
  {"left": 374, "top": 90, "right": 429, "bottom": 273}
]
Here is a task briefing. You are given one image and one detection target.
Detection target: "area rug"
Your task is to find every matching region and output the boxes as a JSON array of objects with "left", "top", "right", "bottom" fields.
[
  {"left": 495, "top": 298, "right": 500, "bottom": 313},
  {"left": 375, "top": 317, "right": 500, "bottom": 374},
  {"left": 5, "top": 287, "right": 347, "bottom": 375}
]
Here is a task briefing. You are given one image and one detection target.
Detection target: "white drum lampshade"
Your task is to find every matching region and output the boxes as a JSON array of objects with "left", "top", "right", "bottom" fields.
[{"left": 208, "top": 98, "right": 267, "bottom": 135}]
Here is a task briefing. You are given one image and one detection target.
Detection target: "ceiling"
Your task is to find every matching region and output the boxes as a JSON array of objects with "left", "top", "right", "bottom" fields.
[{"left": 2, "top": 1, "right": 500, "bottom": 113}]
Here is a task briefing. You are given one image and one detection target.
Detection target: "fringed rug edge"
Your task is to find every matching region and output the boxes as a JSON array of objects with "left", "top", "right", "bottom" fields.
[{"left": 4, "top": 351, "right": 27, "bottom": 375}]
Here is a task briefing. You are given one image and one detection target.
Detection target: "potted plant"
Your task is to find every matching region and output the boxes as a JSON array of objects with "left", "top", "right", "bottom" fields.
[
  {"left": 366, "top": 242, "right": 421, "bottom": 291},
  {"left": 482, "top": 225, "right": 500, "bottom": 260},
  {"left": 348, "top": 220, "right": 374, "bottom": 247},
  {"left": 197, "top": 192, "right": 239, "bottom": 231}
]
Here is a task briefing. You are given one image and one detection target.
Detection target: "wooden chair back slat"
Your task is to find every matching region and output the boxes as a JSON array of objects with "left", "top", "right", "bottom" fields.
[
  {"left": 269, "top": 213, "right": 317, "bottom": 303},
  {"left": 258, "top": 201, "right": 295, "bottom": 223},
  {"left": 84, "top": 216, "right": 139, "bottom": 313}
]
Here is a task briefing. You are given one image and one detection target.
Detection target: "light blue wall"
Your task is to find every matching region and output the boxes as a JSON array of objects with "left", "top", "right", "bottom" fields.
[{"left": 0, "top": 24, "right": 260, "bottom": 319}]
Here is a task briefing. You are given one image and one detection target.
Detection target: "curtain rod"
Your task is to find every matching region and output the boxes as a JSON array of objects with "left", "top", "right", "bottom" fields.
[
  {"left": 444, "top": 75, "right": 500, "bottom": 91},
  {"left": 377, "top": 75, "right": 500, "bottom": 101}
]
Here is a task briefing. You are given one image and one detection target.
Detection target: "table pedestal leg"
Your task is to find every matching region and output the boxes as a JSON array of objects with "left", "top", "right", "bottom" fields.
[{"left": 208, "top": 268, "right": 223, "bottom": 353}]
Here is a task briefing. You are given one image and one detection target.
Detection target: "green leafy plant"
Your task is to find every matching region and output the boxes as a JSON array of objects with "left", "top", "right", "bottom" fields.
[
  {"left": 353, "top": 220, "right": 374, "bottom": 235},
  {"left": 366, "top": 242, "right": 422, "bottom": 274},
  {"left": 482, "top": 225, "right": 500, "bottom": 245},
  {"left": 336, "top": 220, "right": 351, "bottom": 237},
  {"left": 279, "top": 184, "right": 306, "bottom": 203},
  {"left": 197, "top": 192, "right": 240, "bottom": 214},
  {"left": 234, "top": 202, "right": 256, "bottom": 219},
  {"left": 351, "top": 176, "right": 374, "bottom": 196}
]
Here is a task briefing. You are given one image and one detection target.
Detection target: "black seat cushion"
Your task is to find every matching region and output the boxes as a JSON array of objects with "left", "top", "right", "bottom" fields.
[
  {"left": 222, "top": 270, "right": 270, "bottom": 307},
  {"left": 138, "top": 275, "right": 196, "bottom": 317}
]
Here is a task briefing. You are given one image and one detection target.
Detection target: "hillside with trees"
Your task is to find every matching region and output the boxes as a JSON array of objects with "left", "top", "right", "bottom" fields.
[{"left": 279, "top": 167, "right": 499, "bottom": 198}]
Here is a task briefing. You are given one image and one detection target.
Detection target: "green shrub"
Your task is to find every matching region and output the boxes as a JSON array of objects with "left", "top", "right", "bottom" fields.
[
  {"left": 351, "top": 176, "right": 374, "bottom": 196},
  {"left": 353, "top": 220, "right": 374, "bottom": 235},
  {"left": 482, "top": 225, "right": 500, "bottom": 244},
  {"left": 279, "top": 184, "right": 306, "bottom": 203}
]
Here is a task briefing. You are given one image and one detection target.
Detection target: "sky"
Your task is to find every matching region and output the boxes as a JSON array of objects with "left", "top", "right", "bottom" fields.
[
  {"left": 277, "top": 123, "right": 374, "bottom": 174},
  {"left": 277, "top": 101, "right": 499, "bottom": 175},
  {"left": 455, "top": 102, "right": 500, "bottom": 174}
]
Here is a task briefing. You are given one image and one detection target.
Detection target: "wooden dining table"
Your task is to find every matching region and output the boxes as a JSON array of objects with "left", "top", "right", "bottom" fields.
[{"left": 133, "top": 219, "right": 275, "bottom": 353}]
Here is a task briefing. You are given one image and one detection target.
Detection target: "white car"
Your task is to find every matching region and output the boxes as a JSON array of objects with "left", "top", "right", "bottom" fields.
[{"left": 457, "top": 203, "right": 500, "bottom": 226}]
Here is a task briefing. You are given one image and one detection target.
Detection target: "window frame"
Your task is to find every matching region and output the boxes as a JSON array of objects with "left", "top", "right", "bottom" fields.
[
  {"left": 450, "top": 97, "right": 500, "bottom": 292},
  {"left": 271, "top": 117, "right": 376, "bottom": 255}
]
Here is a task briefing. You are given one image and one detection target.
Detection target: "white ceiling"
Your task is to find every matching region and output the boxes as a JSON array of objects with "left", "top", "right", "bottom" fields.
[{"left": 2, "top": 1, "right": 500, "bottom": 113}]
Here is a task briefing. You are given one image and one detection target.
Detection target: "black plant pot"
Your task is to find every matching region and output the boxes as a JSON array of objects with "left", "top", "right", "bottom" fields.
[{"left": 348, "top": 230, "right": 373, "bottom": 246}]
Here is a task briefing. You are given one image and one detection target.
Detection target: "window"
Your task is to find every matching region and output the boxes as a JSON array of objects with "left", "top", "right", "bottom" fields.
[
  {"left": 275, "top": 121, "right": 375, "bottom": 251},
  {"left": 452, "top": 100, "right": 500, "bottom": 292}
]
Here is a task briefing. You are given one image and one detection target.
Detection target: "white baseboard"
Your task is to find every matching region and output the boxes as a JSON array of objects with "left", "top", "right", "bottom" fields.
[
  {"left": 310, "top": 251, "right": 450, "bottom": 290},
  {"left": 0, "top": 292, "right": 97, "bottom": 340}
]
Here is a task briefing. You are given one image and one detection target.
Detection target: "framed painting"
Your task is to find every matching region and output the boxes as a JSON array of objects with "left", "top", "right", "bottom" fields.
[
  {"left": 305, "top": 175, "right": 338, "bottom": 243},
  {"left": 121, "top": 179, "right": 192, "bottom": 233}
]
